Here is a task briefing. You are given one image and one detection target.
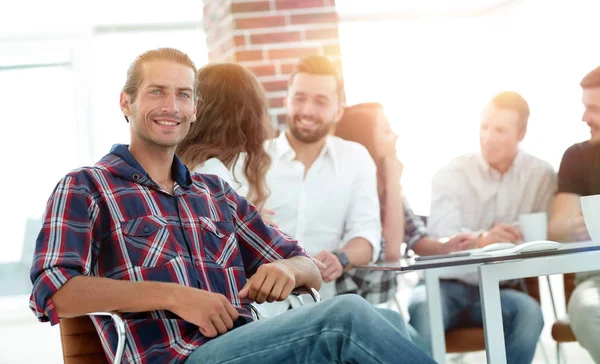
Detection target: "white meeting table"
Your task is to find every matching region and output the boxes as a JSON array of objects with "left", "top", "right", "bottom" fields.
[{"left": 357, "top": 242, "right": 600, "bottom": 363}]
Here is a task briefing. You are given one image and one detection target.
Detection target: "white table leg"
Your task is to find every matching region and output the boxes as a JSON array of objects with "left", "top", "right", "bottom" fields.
[
  {"left": 424, "top": 269, "right": 446, "bottom": 363},
  {"left": 478, "top": 265, "right": 507, "bottom": 364}
]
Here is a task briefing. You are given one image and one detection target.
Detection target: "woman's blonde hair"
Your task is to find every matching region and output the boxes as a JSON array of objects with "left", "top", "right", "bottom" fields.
[{"left": 177, "top": 63, "right": 274, "bottom": 208}]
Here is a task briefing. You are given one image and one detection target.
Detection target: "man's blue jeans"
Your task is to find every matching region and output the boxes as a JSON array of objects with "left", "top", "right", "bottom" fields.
[
  {"left": 408, "top": 280, "right": 544, "bottom": 364},
  {"left": 186, "top": 294, "right": 434, "bottom": 363}
]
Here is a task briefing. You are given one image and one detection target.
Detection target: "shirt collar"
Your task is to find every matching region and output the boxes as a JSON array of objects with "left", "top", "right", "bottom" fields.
[
  {"left": 274, "top": 131, "right": 336, "bottom": 163},
  {"left": 476, "top": 149, "right": 523, "bottom": 180},
  {"left": 109, "top": 144, "right": 193, "bottom": 189}
]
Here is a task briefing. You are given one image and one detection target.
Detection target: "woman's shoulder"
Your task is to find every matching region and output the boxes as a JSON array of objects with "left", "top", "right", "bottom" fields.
[{"left": 193, "top": 158, "right": 234, "bottom": 186}]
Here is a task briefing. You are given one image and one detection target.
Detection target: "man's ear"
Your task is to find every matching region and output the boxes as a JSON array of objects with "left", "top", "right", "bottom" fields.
[
  {"left": 333, "top": 102, "right": 345, "bottom": 124},
  {"left": 120, "top": 92, "right": 132, "bottom": 118},
  {"left": 284, "top": 92, "right": 289, "bottom": 109},
  {"left": 518, "top": 126, "right": 527, "bottom": 142},
  {"left": 191, "top": 103, "right": 197, "bottom": 123}
]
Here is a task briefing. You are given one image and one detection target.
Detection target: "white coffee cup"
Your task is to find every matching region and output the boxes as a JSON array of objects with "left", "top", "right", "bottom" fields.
[
  {"left": 518, "top": 212, "right": 548, "bottom": 242},
  {"left": 581, "top": 194, "right": 600, "bottom": 243}
]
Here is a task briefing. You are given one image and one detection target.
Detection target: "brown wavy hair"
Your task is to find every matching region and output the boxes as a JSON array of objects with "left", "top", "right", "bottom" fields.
[
  {"left": 177, "top": 63, "right": 274, "bottom": 208},
  {"left": 335, "top": 103, "right": 384, "bottom": 166}
]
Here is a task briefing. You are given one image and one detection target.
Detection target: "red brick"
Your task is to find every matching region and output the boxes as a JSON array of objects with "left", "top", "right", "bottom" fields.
[
  {"left": 323, "top": 44, "right": 341, "bottom": 56},
  {"left": 236, "top": 16, "right": 286, "bottom": 29},
  {"left": 248, "top": 64, "right": 276, "bottom": 77},
  {"left": 305, "top": 27, "right": 339, "bottom": 41},
  {"left": 262, "top": 80, "right": 288, "bottom": 92},
  {"left": 250, "top": 31, "right": 302, "bottom": 45},
  {"left": 275, "top": 0, "right": 326, "bottom": 10},
  {"left": 267, "top": 47, "right": 319, "bottom": 60},
  {"left": 290, "top": 12, "right": 338, "bottom": 25},
  {"left": 268, "top": 96, "right": 285, "bottom": 108},
  {"left": 234, "top": 35, "right": 246, "bottom": 47},
  {"left": 280, "top": 63, "right": 295, "bottom": 74},
  {"left": 235, "top": 50, "right": 264, "bottom": 62},
  {"left": 231, "top": 1, "right": 271, "bottom": 13}
]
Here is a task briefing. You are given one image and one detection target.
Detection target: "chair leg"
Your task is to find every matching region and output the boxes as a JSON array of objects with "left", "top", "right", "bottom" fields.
[
  {"left": 556, "top": 342, "right": 567, "bottom": 364},
  {"left": 537, "top": 338, "right": 550, "bottom": 364}
]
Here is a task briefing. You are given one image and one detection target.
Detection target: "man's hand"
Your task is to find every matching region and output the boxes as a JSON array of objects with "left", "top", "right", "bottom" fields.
[
  {"left": 479, "top": 222, "right": 523, "bottom": 246},
  {"left": 442, "top": 233, "right": 477, "bottom": 253},
  {"left": 170, "top": 286, "right": 239, "bottom": 338},
  {"left": 238, "top": 261, "right": 296, "bottom": 304},
  {"left": 568, "top": 214, "right": 592, "bottom": 242},
  {"left": 313, "top": 250, "right": 344, "bottom": 283}
]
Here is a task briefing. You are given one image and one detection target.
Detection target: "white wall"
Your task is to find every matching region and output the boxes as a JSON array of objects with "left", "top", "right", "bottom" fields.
[{"left": 340, "top": 0, "right": 599, "bottom": 215}]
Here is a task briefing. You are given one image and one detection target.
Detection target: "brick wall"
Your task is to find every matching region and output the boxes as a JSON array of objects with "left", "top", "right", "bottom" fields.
[{"left": 202, "top": 0, "right": 343, "bottom": 126}]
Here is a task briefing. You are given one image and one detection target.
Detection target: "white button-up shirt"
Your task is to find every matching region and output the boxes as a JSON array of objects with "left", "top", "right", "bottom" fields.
[
  {"left": 428, "top": 150, "right": 557, "bottom": 285},
  {"left": 261, "top": 133, "right": 382, "bottom": 298}
]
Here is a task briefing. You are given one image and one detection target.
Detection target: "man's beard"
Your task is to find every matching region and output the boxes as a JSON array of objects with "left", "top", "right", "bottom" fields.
[{"left": 287, "top": 114, "right": 334, "bottom": 144}]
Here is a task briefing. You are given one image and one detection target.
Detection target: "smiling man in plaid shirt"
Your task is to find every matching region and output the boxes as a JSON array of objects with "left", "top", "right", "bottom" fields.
[{"left": 28, "top": 48, "right": 432, "bottom": 364}]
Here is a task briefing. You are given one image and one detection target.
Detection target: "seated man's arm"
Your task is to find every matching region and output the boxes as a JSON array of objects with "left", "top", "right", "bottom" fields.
[
  {"left": 549, "top": 144, "right": 590, "bottom": 242},
  {"left": 429, "top": 165, "right": 522, "bottom": 247},
  {"left": 53, "top": 277, "right": 240, "bottom": 338},
  {"left": 412, "top": 236, "right": 475, "bottom": 256},
  {"left": 427, "top": 166, "right": 470, "bottom": 238},
  {"left": 410, "top": 167, "right": 476, "bottom": 255},
  {"left": 32, "top": 174, "right": 239, "bottom": 338},
  {"left": 549, "top": 192, "right": 590, "bottom": 242},
  {"left": 314, "top": 146, "right": 381, "bottom": 282},
  {"left": 532, "top": 164, "right": 558, "bottom": 215},
  {"left": 340, "top": 146, "right": 382, "bottom": 264}
]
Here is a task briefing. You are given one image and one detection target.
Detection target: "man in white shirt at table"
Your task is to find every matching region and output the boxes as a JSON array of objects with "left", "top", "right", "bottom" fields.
[
  {"left": 549, "top": 66, "right": 600, "bottom": 363},
  {"left": 408, "top": 91, "right": 556, "bottom": 363},
  {"left": 259, "top": 56, "right": 382, "bottom": 302}
]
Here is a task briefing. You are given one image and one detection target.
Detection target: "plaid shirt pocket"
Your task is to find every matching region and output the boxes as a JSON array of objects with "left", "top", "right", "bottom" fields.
[
  {"left": 199, "top": 217, "right": 241, "bottom": 268},
  {"left": 121, "top": 215, "right": 175, "bottom": 268}
]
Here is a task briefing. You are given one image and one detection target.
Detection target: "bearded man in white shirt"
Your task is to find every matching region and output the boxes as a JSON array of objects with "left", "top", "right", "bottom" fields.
[
  {"left": 244, "top": 55, "right": 429, "bottom": 348},
  {"left": 261, "top": 56, "right": 382, "bottom": 301},
  {"left": 408, "top": 91, "right": 555, "bottom": 363}
]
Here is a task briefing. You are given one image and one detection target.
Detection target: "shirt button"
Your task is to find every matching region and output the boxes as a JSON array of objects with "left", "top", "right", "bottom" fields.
[
  {"left": 132, "top": 173, "right": 140, "bottom": 180},
  {"left": 143, "top": 226, "right": 150, "bottom": 233}
]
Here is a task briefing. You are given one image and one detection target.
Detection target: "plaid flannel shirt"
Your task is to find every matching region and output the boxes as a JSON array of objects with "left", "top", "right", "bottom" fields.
[
  {"left": 29, "top": 144, "right": 308, "bottom": 364},
  {"left": 335, "top": 200, "right": 428, "bottom": 304}
]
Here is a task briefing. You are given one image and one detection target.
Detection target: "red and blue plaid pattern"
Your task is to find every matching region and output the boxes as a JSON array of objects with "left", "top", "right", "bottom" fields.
[{"left": 29, "top": 144, "right": 308, "bottom": 363}]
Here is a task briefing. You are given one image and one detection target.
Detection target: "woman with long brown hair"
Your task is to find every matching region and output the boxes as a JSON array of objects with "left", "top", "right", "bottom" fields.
[{"left": 177, "top": 63, "right": 274, "bottom": 209}]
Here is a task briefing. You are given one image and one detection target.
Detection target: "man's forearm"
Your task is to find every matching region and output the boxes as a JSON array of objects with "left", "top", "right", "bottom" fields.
[
  {"left": 413, "top": 237, "right": 450, "bottom": 256},
  {"left": 341, "top": 237, "right": 374, "bottom": 267},
  {"left": 549, "top": 216, "right": 571, "bottom": 242},
  {"left": 277, "top": 256, "right": 322, "bottom": 290},
  {"left": 51, "top": 276, "right": 182, "bottom": 318}
]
